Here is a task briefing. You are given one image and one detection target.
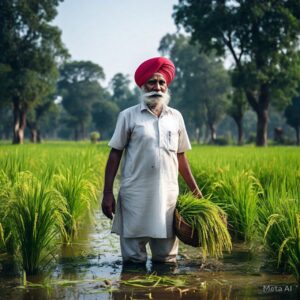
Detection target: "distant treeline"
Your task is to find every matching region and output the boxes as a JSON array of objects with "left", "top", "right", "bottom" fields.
[{"left": 0, "top": 1, "right": 299, "bottom": 145}]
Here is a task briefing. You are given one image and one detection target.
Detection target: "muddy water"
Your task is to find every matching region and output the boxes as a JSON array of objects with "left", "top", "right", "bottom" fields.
[{"left": 0, "top": 211, "right": 298, "bottom": 300}]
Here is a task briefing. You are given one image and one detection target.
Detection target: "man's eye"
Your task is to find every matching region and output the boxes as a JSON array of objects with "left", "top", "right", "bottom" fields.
[{"left": 159, "top": 81, "right": 166, "bottom": 85}]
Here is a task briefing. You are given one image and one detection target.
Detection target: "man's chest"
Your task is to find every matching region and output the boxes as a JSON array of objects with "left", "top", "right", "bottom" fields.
[{"left": 129, "top": 114, "right": 180, "bottom": 152}]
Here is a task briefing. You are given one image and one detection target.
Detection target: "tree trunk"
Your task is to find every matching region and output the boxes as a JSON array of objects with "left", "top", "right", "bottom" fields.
[
  {"left": 246, "top": 84, "right": 269, "bottom": 147},
  {"left": 30, "top": 128, "right": 38, "bottom": 143},
  {"left": 28, "top": 121, "right": 38, "bottom": 143},
  {"left": 12, "top": 99, "right": 27, "bottom": 144},
  {"left": 233, "top": 116, "right": 243, "bottom": 146},
  {"left": 256, "top": 108, "right": 268, "bottom": 146},
  {"left": 208, "top": 123, "right": 216, "bottom": 143},
  {"left": 296, "top": 126, "right": 300, "bottom": 146}
]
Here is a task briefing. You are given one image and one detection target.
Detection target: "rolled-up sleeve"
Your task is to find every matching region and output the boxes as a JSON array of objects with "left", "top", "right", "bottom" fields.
[
  {"left": 177, "top": 113, "right": 192, "bottom": 153},
  {"left": 108, "top": 111, "right": 130, "bottom": 150}
]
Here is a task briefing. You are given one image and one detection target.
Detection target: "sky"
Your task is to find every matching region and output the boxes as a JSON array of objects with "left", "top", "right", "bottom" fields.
[{"left": 53, "top": 0, "right": 179, "bottom": 88}]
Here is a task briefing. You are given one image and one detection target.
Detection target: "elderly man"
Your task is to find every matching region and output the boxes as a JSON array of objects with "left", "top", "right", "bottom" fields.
[{"left": 102, "top": 57, "right": 202, "bottom": 264}]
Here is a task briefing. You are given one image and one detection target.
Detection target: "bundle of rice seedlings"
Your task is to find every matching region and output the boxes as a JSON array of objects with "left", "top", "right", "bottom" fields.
[{"left": 176, "top": 193, "right": 232, "bottom": 259}]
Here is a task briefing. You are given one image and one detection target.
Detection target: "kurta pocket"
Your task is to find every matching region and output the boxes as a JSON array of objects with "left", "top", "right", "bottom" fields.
[{"left": 167, "top": 130, "right": 179, "bottom": 152}]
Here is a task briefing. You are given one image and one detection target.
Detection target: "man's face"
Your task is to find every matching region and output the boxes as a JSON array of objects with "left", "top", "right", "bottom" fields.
[{"left": 143, "top": 73, "right": 167, "bottom": 93}]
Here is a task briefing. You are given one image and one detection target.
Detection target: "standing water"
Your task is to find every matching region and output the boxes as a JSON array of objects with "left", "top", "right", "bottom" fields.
[{"left": 0, "top": 209, "right": 298, "bottom": 300}]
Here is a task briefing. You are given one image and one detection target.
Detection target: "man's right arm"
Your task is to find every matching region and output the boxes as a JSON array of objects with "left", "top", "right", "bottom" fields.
[{"left": 102, "top": 148, "right": 123, "bottom": 219}]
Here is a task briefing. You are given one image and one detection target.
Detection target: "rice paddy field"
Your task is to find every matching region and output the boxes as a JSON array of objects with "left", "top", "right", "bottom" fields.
[{"left": 0, "top": 142, "right": 299, "bottom": 299}]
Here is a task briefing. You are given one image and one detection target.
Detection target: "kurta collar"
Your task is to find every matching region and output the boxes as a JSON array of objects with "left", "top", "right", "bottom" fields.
[{"left": 140, "top": 102, "right": 171, "bottom": 115}]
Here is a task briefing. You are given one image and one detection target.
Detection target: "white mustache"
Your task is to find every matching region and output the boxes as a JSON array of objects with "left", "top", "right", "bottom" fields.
[{"left": 143, "top": 91, "right": 164, "bottom": 98}]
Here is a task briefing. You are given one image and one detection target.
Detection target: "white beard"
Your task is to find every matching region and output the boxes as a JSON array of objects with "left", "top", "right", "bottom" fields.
[{"left": 140, "top": 89, "right": 171, "bottom": 108}]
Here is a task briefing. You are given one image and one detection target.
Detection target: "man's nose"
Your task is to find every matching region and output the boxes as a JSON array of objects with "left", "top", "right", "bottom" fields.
[{"left": 153, "top": 82, "right": 161, "bottom": 91}]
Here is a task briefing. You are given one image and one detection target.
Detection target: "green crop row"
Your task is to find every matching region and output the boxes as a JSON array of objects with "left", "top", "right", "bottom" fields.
[
  {"left": 0, "top": 143, "right": 299, "bottom": 281},
  {"left": 185, "top": 146, "right": 300, "bottom": 281},
  {"left": 0, "top": 142, "right": 108, "bottom": 274}
]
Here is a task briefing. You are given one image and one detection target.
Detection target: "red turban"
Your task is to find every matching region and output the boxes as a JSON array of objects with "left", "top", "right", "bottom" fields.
[{"left": 134, "top": 57, "right": 175, "bottom": 88}]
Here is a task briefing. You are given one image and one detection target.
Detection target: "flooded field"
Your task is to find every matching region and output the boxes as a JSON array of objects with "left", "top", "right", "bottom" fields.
[
  {"left": 0, "top": 210, "right": 298, "bottom": 300},
  {"left": 0, "top": 144, "right": 299, "bottom": 299}
]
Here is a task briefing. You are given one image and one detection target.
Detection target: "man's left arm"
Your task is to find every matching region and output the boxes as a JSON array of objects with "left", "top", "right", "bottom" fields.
[{"left": 177, "top": 152, "right": 203, "bottom": 199}]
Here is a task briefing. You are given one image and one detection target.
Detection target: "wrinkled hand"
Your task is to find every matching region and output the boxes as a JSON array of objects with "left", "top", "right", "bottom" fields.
[{"left": 102, "top": 191, "right": 116, "bottom": 219}]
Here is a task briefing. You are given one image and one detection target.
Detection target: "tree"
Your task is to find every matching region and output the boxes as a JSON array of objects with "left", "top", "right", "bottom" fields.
[
  {"left": 285, "top": 97, "right": 300, "bottom": 145},
  {"left": 27, "top": 95, "right": 57, "bottom": 143},
  {"left": 58, "top": 61, "right": 105, "bottom": 140},
  {"left": 159, "top": 34, "right": 230, "bottom": 143},
  {"left": 110, "top": 73, "right": 137, "bottom": 110},
  {"left": 174, "top": 0, "right": 300, "bottom": 146},
  {"left": 0, "top": 104, "right": 12, "bottom": 140},
  {"left": 227, "top": 89, "right": 248, "bottom": 145},
  {"left": 0, "top": 0, "right": 68, "bottom": 144},
  {"left": 92, "top": 98, "right": 120, "bottom": 139}
]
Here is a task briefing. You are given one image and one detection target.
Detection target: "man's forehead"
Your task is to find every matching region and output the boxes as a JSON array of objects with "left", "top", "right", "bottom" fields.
[{"left": 147, "top": 73, "right": 166, "bottom": 81}]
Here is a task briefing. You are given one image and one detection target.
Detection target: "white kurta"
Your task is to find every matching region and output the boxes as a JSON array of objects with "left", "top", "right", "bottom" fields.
[{"left": 108, "top": 102, "right": 191, "bottom": 238}]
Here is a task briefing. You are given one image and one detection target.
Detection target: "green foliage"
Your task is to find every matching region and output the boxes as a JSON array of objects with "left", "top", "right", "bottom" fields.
[
  {"left": 259, "top": 179, "right": 300, "bottom": 280},
  {"left": 92, "top": 100, "right": 119, "bottom": 139},
  {"left": 110, "top": 73, "right": 137, "bottom": 110},
  {"left": 7, "top": 171, "right": 67, "bottom": 274},
  {"left": 177, "top": 193, "right": 232, "bottom": 258},
  {"left": 186, "top": 145, "right": 300, "bottom": 279},
  {"left": 174, "top": 0, "right": 300, "bottom": 146},
  {"left": 159, "top": 33, "right": 230, "bottom": 141},
  {"left": 0, "top": 0, "right": 68, "bottom": 143},
  {"left": 0, "top": 143, "right": 107, "bottom": 273},
  {"left": 90, "top": 131, "right": 100, "bottom": 143},
  {"left": 212, "top": 171, "right": 263, "bottom": 241},
  {"left": 58, "top": 61, "right": 106, "bottom": 140},
  {"left": 53, "top": 167, "right": 97, "bottom": 241},
  {"left": 285, "top": 95, "right": 300, "bottom": 144}
]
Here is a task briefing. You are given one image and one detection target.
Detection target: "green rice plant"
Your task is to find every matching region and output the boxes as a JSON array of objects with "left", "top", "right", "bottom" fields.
[
  {"left": 0, "top": 170, "right": 15, "bottom": 253},
  {"left": 53, "top": 165, "right": 98, "bottom": 241},
  {"left": 259, "top": 180, "right": 300, "bottom": 281},
  {"left": 176, "top": 193, "right": 232, "bottom": 258},
  {"left": 121, "top": 273, "right": 186, "bottom": 288},
  {"left": 7, "top": 171, "right": 67, "bottom": 274},
  {"left": 212, "top": 170, "right": 263, "bottom": 242}
]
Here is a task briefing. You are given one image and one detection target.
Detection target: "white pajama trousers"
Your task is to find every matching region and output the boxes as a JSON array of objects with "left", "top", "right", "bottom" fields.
[{"left": 120, "top": 236, "right": 179, "bottom": 263}]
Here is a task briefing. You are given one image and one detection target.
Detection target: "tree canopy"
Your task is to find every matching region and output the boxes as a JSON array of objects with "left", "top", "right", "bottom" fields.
[
  {"left": 174, "top": 0, "right": 300, "bottom": 146},
  {"left": 159, "top": 33, "right": 230, "bottom": 142},
  {"left": 58, "top": 61, "right": 106, "bottom": 140},
  {"left": 0, "top": 0, "right": 68, "bottom": 144},
  {"left": 110, "top": 73, "right": 137, "bottom": 110}
]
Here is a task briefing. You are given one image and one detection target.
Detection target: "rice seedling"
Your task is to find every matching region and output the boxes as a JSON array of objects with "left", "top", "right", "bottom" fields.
[
  {"left": 53, "top": 165, "right": 98, "bottom": 241},
  {"left": 121, "top": 273, "right": 186, "bottom": 288},
  {"left": 176, "top": 193, "right": 232, "bottom": 259},
  {"left": 211, "top": 170, "right": 264, "bottom": 242},
  {"left": 259, "top": 179, "right": 300, "bottom": 281},
  {"left": 7, "top": 171, "right": 68, "bottom": 274},
  {"left": 0, "top": 170, "right": 15, "bottom": 254}
]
